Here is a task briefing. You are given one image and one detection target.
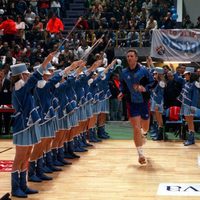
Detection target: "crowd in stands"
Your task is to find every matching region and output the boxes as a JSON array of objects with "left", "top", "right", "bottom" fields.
[{"left": 81, "top": 0, "right": 200, "bottom": 47}]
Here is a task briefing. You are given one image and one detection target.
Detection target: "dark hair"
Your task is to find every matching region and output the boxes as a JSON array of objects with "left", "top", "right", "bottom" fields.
[
  {"left": 11, "top": 74, "right": 21, "bottom": 87},
  {"left": 126, "top": 49, "right": 138, "bottom": 57},
  {"left": 163, "top": 64, "right": 171, "bottom": 71}
]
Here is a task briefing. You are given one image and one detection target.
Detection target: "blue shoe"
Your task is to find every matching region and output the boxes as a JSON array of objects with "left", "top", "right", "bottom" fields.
[
  {"left": 20, "top": 171, "right": 38, "bottom": 194},
  {"left": 52, "top": 149, "right": 65, "bottom": 166},
  {"left": 184, "top": 132, "right": 195, "bottom": 146},
  {"left": 97, "top": 126, "right": 110, "bottom": 139},
  {"left": 11, "top": 171, "right": 27, "bottom": 198},
  {"left": 45, "top": 151, "right": 62, "bottom": 171},
  {"left": 28, "top": 161, "right": 42, "bottom": 182},
  {"left": 36, "top": 158, "right": 53, "bottom": 181}
]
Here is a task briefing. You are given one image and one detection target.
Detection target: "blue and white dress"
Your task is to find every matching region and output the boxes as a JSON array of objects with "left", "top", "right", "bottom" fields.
[
  {"left": 74, "top": 75, "right": 87, "bottom": 122},
  {"left": 90, "top": 76, "right": 101, "bottom": 115},
  {"left": 34, "top": 72, "right": 63, "bottom": 138},
  {"left": 12, "top": 69, "right": 43, "bottom": 146},
  {"left": 179, "top": 81, "right": 194, "bottom": 116},
  {"left": 65, "top": 75, "right": 79, "bottom": 127},
  {"left": 191, "top": 81, "right": 200, "bottom": 117},
  {"left": 54, "top": 81, "right": 71, "bottom": 130},
  {"left": 150, "top": 80, "right": 166, "bottom": 113}
]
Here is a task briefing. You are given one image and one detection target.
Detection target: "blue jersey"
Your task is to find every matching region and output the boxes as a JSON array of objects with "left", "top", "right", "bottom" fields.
[{"left": 120, "top": 64, "right": 154, "bottom": 103}]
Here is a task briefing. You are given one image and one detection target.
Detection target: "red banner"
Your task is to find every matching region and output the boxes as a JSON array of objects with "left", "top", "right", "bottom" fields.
[{"left": 0, "top": 160, "right": 13, "bottom": 172}]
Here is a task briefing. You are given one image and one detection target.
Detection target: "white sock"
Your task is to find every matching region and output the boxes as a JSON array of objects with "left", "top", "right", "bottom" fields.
[
  {"left": 137, "top": 146, "right": 144, "bottom": 157},
  {"left": 141, "top": 128, "right": 147, "bottom": 136}
]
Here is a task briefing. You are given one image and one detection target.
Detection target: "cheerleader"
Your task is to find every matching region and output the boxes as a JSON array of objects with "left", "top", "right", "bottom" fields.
[
  {"left": 96, "top": 60, "right": 117, "bottom": 139},
  {"left": 28, "top": 61, "right": 83, "bottom": 182},
  {"left": 191, "top": 79, "right": 200, "bottom": 117},
  {"left": 73, "top": 60, "right": 104, "bottom": 150},
  {"left": 10, "top": 52, "right": 55, "bottom": 198},
  {"left": 82, "top": 60, "right": 104, "bottom": 145},
  {"left": 179, "top": 67, "right": 198, "bottom": 146},
  {"left": 150, "top": 67, "right": 167, "bottom": 140},
  {"left": 51, "top": 70, "right": 72, "bottom": 166}
]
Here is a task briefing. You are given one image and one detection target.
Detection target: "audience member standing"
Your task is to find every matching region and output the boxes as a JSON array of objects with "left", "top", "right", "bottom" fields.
[
  {"left": 0, "top": 68, "right": 12, "bottom": 135},
  {"left": 0, "top": 16, "right": 17, "bottom": 46}
]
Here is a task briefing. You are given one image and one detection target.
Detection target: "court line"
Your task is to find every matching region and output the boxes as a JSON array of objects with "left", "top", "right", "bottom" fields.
[{"left": 0, "top": 147, "right": 13, "bottom": 153}]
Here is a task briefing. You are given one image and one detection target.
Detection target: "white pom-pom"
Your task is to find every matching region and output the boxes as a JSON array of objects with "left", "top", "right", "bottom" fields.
[
  {"left": 88, "top": 78, "right": 93, "bottom": 86},
  {"left": 195, "top": 81, "right": 200, "bottom": 88},
  {"left": 159, "top": 81, "right": 166, "bottom": 88},
  {"left": 0, "top": 9, "right": 4, "bottom": 15},
  {"left": 116, "top": 59, "right": 122, "bottom": 65}
]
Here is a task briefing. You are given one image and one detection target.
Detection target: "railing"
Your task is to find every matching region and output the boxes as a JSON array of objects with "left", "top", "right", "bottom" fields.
[{"left": 16, "top": 29, "right": 151, "bottom": 48}]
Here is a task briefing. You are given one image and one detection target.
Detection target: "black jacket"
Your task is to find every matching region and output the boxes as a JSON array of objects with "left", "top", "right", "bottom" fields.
[{"left": 0, "top": 78, "right": 12, "bottom": 105}]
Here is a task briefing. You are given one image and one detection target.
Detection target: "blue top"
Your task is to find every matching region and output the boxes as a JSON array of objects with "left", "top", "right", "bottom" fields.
[
  {"left": 74, "top": 75, "right": 86, "bottom": 106},
  {"left": 54, "top": 81, "right": 69, "bottom": 119},
  {"left": 173, "top": 72, "right": 185, "bottom": 86},
  {"left": 12, "top": 70, "right": 42, "bottom": 134},
  {"left": 151, "top": 81, "right": 165, "bottom": 105},
  {"left": 34, "top": 73, "right": 62, "bottom": 123},
  {"left": 179, "top": 81, "right": 195, "bottom": 107},
  {"left": 82, "top": 73, "right": 93, "bottom": 102},
  {"left": 65, "top": 75, "right": 78, "bottom": 111},
  {"left": 120, "top": 64, "right": 154, "bottom": 103},
  {"left": 192, "top": 82, "right": 200, "bottom": 108}
]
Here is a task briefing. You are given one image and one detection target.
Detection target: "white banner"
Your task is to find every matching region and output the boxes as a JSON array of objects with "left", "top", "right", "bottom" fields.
[
  {"left": 150, "top": 29, "right": 200, "bottom": 62},
  {"left": 157, "top": 183, "right": 200, "bottom": 196}
]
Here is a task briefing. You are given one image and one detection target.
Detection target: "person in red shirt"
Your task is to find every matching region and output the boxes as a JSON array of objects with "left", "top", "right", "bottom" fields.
[
  {"left": 0, "top": 16, "right": 17, "bottom": 46},
  {"left": 46, "top": 13, "right": 64, "bottom": 35},
  {"left": 77, "top": 16, "right": 89, "bottom": 30}
]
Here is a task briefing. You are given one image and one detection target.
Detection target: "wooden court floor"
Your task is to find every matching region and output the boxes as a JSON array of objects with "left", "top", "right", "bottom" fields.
[{"left": 0, "top": 139, "right": 200, "bottom": 200}]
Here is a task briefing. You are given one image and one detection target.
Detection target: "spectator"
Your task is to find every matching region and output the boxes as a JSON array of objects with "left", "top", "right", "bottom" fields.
[
  {"left": 15, "top": 15, "right": 26, "bottom": 43},
  {"left": 88, "top": 15, "right": 99, "bottom": 30},
  {"left": 182, "top": 15, "right": 194, "bottom": 29},
  {"left": 146, "top": 15, "right": 157, "bottom": 31},
  {"left": 179, "top": 64, "right": 186, "bottom": 76},
  {"left": 31, "top": 16, "right": 44, "bottom": 41},
  {"left": 77, "top": 16, "right": 89, "bottom": 30},
  {"left": 46, "top": 12, "right": 64, "bottom": 35},
  {"left": 162, "top": 12, "right": 175, "bottom": 29},
  {"left": 30, "top": 0, "right": 38, "bottom": 15},
  {"left": 1, "top": 50, "right": 17, "bottom": 65},
  {"left": 77, "top": 39, "right": 91, "bottom": 59},
  {"left": 91, "top": 0, "right": 103, "bottom": 14},
  {"left": 195, "top": 16, "right": 200, "bottom": 28},
  {"left": 137, "top": 15, "right": 147, "bottom": 31},
  {"left": 0, "top": 41, "right": 9, "bottom": 56},
  {"left": 0, "top": 16, "right": 17, "bottom": 46},
  {"left": 117, "top": 27, "right": 127, "bottom": 47},
  {"left": 151, "top": 0, "right": 162, "bottom": 21},
  {"left": 15, "top": 0, "right": 28, "bottom": 16},
  {"left": 50, "top": 0, "right": 61, "bottom": 18},
  {"left": 164, "top": 71, "right": 182, "bottom": 109},
  {"left": 24, "top": 7, "right": 36, "bottom": 30},
  {"left": 109, "top": 72, "right": 122, "bottom": 121},
  {"left": 38, "top": 0, "right": 50, "bottom": 16},
  {"left": 109, "top": 17, "right": 119, "bottom": 30},
  {"left": 196, "top": 68, "right": 200, "bottom": 78},
  {"left": 0, "top": 68, "right": 12, "bottom": 135},
  {"left": 127, "top": 27, "right": 140, "bottom": 47},
  {"left": 119, "top": 15, "right": 129, "bottom": 29},
  {"left": 139, "top": 6, "right": 147, "bottom": 20},
  {"left": 142, "top": 0, "right": 153, "bottom": 18},
  {"left": 11, "top": 45, "right": 23, "bottom": 62}
]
